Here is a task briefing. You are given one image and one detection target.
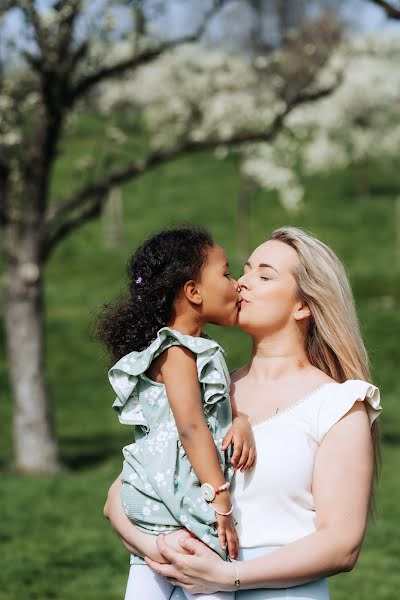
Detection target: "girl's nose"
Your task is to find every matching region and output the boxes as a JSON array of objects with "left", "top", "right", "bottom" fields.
[{"left": 230, "top": 277, "right": 241, "bottom": 295}]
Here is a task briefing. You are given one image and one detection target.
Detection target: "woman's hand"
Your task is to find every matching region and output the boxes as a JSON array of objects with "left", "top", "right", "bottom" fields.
[
  {"left": 222, "top": 413, "right": 256, "bottom": 471},
  {"left": 145, "top": 534, "right": 235, "bottom": 595}
]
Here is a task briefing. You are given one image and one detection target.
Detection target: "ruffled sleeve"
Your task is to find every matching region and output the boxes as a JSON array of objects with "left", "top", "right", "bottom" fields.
[
  {"left": 317, "top": 379, "right": 382, "bottom": 443},
  {"left": 108, "top": 327, "right": 230, "bottom": 428}
]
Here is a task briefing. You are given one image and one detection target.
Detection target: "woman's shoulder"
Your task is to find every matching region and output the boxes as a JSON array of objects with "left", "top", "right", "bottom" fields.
[{"left": 316, "top": 378, "right": 381, "bottom": 442}]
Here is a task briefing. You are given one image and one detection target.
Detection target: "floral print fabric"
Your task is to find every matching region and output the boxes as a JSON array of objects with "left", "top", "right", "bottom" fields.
[{"left": 108, "top": 327, "right": 234, "bottom": 563}]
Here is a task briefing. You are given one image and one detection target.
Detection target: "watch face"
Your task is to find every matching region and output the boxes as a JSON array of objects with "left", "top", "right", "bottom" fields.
[{"left": 201, "top": 483, "right": 215, "bottom": 502}]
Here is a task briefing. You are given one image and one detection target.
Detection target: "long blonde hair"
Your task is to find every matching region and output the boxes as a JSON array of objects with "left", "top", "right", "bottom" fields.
[{"left": 268, "top": 227, "right": 381, "bottom": 516}]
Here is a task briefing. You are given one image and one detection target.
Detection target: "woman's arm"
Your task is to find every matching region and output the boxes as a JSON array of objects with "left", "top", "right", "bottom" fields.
[{"left": 145, "top": 401, "right": 374, "bottom": 593}]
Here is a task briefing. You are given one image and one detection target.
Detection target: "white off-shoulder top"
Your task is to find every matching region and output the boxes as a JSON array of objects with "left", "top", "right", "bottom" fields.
[{"left": 231, "top": 379, "right": 382, "bottom": 549}]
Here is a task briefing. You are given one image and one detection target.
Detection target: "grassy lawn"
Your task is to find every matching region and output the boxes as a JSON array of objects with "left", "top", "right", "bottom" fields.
[{"left": 0, "top": 117, "right": 399, "bottom": 599}]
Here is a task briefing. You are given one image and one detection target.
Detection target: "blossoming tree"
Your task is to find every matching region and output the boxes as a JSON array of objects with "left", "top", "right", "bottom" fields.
[
  {"left": 0, "top": 1, "right": 340, "bottom": 472},
  {"left": 233, "top": 32, "right": 400, "bottom": 229}
]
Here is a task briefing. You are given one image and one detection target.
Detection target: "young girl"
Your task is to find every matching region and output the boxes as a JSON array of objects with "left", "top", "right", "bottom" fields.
[{"left": 95, "top": 226, "right": 256, "bottom": 600}]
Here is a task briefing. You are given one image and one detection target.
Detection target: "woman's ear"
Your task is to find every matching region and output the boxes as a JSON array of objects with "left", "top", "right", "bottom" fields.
[
  {"left": 294, "top": 301, "right": 311, "bottom": 321},
  {"left": 183, "top": 280, "right": 203, "bottom": 305}
]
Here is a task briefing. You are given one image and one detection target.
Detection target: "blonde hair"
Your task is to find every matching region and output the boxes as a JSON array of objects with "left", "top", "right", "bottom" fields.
[{"left": 268, "top": 227, "right": 381, "bottom": 516}]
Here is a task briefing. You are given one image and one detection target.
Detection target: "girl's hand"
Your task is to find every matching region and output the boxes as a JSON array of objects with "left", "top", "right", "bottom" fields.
[
  {"left": 162, "top": 529, "right": 195, "bottom": 556},
  {"left": 221, "top": 414, "right": 256, "bottom": 471},
  {"left": 215, "top": 513, "right": 239, "bottom": 560}
]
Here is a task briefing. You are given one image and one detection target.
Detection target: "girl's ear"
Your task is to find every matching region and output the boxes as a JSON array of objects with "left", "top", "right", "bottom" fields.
[
  {"left": 294, "top": 300, "right": 311, "bottom": 321},
  {"left": 183, "top": 280, "right": 202, "bottom": 305}
]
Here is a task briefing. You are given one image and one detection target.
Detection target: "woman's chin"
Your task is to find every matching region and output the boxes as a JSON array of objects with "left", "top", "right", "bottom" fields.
[{"left": 237, "top": 309, "right": 250, "bottom": 329}]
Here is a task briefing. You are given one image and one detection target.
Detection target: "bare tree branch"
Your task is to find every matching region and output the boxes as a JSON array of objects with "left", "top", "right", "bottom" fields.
[
  {"left": 368, "top": 0, "right": 400, "bottom": 18},
  {"left": 0, "top": 160, "right": 10, "bottom": 226},
  {"left": 43, "top": 76, "right": 339, "bottom": 256},
  {"left": 55, "top": 0, "right": 82, "bottom": 63},
  {"left": 294, "top": 74, "right": 344, "bottom": 104},
  {"left": 20, "top": 0, "right": 48, "bottom": 58},
  {"left": 70, "top": 1, "right": 226, "bottom": 102},
  {"left": 41, "top": 192, "right": 106, "bottom": 260},
  {"left": 0, "top": 0, "right": 19, "bottom": 18}
]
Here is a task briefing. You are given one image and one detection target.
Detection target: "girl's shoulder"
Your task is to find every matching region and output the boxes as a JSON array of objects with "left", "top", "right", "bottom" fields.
[
  {"left": 111, "top": 326, "right": 222, "bottom": 374},
  {"left": 109, "top": 327, "right": 231, "bottom": 424}
]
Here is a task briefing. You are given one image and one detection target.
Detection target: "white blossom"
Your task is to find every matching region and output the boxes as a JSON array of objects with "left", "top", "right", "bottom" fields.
[{"left": 0, "top": 28, "right": 387, "bottom": 216}]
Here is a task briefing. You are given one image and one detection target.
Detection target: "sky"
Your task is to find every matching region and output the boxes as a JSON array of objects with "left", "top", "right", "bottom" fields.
[
  {"left": 1, "top": 0, "right": 399, "bottom": 57},
  {"left": 161, "top": 0, "right": 400, "bottom": 37}
]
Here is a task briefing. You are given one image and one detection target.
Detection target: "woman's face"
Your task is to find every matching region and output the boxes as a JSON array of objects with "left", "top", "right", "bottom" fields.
[{"left": 238, "top": 240, "right": 305, "bottom": 334}]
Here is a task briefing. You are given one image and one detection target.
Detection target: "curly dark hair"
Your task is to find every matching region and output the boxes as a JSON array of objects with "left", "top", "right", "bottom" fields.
[{"left": 91, "top": 225, "right": 215, "bottom": 366}]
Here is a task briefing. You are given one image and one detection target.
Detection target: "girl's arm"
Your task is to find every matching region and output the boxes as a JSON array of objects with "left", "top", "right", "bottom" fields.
[
  {"left": 223, "top": 370, "right": 256, "bottom": 471},
  {"left": 160, "top": 345, "right": 238, "bottom": 557},
  {"left": 145, "top": 401, "right": 374, "bottom": 593},
  {"left": 221, "top": 413, "right": 256, "bottom": 472},
  {"left": 160, "top": 345, "right": 231, "bottom": 494}
]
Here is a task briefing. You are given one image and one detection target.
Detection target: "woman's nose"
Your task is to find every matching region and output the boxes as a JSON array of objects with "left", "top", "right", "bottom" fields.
[{"left": 237, "top": 274, "right": 248, "bottom": 288}]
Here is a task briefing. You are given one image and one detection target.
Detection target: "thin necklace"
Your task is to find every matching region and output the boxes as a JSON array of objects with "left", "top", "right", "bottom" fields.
[{"left": 251, "top": 382, "right": 336, "bottom": 429}]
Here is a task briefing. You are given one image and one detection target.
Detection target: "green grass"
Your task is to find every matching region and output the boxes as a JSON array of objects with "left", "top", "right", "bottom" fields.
[{"left": 1, "top": 115, "right": 399, "bottom": 599}]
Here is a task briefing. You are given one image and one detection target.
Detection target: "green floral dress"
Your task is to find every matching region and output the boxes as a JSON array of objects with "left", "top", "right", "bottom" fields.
[{"left": 108, "top": 327, "right": 234, "bottom": 564}]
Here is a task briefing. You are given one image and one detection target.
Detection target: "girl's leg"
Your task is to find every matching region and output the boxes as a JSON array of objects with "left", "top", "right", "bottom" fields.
[{"left": 124, "top": 564, "right": 174, "bottom": 600}]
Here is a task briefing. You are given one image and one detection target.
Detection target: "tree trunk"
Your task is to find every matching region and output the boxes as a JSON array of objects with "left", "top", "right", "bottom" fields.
[
  {"left": 354, "top": 161, "right": 370, "bottom": 201},
  {"left": 103, "top": 186, "right": 125, "bottom": 249},
  {"left": 395, "top": 196, "right": 400, "bottom": 270},
  {"left": 2, "top": 226, "right": 59, "bottom": 473}
]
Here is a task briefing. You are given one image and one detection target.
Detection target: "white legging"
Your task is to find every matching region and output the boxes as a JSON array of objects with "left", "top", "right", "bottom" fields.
[{"left": 124, "top": 564, "right": 234, "bottom": 600}]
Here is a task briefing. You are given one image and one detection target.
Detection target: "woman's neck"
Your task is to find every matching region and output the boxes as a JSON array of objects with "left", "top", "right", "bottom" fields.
[{"left": 247, "top": 330, "right": 311, "bottom": 382}]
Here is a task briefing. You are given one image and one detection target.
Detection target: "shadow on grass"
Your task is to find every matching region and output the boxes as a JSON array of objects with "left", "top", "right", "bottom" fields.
[
  {"left": 382, "top": 431, "right": 400, "bottom": 446},
  {"left": 59, "top": 431, "right": 129, "bottom": 470}
]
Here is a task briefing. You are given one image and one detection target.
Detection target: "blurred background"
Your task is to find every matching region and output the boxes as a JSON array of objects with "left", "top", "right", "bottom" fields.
[{"left": 0, "top": 1, "right": 399, "bottom": 598}]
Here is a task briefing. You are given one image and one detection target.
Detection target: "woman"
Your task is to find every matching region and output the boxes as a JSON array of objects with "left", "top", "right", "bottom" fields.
[{"left": 104, "top": 227, "right": 382, "bottom": 599}]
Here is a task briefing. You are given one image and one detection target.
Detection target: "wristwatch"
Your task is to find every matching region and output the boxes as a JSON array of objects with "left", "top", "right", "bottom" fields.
[
  {"left": 200, "top": 483, "right": 216, "bottom": 502},
  {"left": 200, "top": 481, "right": 230, "bottom": 502}
]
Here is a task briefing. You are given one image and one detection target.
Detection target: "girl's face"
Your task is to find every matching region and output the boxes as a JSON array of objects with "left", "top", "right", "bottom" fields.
[
  {"left": 199, "top": 245, "right": 240, "bottom": 326},
  {"left": 237, "top": 240, "right": 305, "bottom": 334}
]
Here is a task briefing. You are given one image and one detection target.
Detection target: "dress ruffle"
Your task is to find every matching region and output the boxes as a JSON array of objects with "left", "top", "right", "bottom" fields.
[
  {"left": 318, "top": 379, "right": 382, "bottom": 442},
  {"left": 108, "top": 326, "right": 230, "bottom": 431}
]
